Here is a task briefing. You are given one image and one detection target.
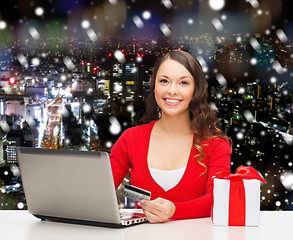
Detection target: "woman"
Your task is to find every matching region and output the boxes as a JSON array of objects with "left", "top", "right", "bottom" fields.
[{"left": 110, "top": 50, "right": 231, "bottom": 223}]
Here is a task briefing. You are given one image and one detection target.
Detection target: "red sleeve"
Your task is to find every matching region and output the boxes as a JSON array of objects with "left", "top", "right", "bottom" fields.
[
  {"left": 109, "top": 130, "right": 132, "bottom": 189},
  {"left": 171, "top": 138, "right": 231, "bottom": 219}
]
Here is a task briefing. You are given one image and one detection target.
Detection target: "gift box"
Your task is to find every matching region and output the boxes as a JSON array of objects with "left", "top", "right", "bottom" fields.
[{"left": 212, "top": 166, "right": 267, "bottom": 226}]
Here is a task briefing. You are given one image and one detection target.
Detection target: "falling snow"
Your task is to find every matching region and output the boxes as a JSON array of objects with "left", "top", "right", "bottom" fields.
[
  {"left": 63, "top": 57, "right": 75, "bottom": 70},
  {"left": 31, "top": 57, "right": 41, "bottom": 66},
  {"left": 160, "top": 23, "right": 171, "bottom": 37},
  {"left": 211, "top": 18, "right": 223, "bottom": 31},
  {"left": 276, "top": 29, "right": 288, "bottom": 43},
  {"left": 142, "top": 11, "right": 151, "bottom": 20},
  {"left": 216, "top": 73, "right": 227, "bottom": 86},
  {"left": 35, "top": 7, "right": 45, "bottom": 17},
  {"left": 0, "top": 0, "right": 292, "bottom": 212},
  {"left": 249, "top": 38, "right": 261, "bottom": 51},
  {"left": 86, "top": 28, "right": 98, "bottom": 41},
  {"left": 114, "top": 50, "right": 126, "bottom": 63},
  {"left": 243, "top": 110, "right": 255, "bottom": 123},
  {"left": 17, "top": 54, "right": 29, "bottom": 69},
  {"left": 162, "top": 0, "right": 173, "bottom": 9},
  {"left": 209, "top": 0, "right": 225, "bottom": 11},
  {"left": 109, "top": 116, "right": 122, "bottom": 135},
  {"left": 28, "top": 27, "right": 41, "bottom": 40},
  {"left": 81, "top": 20, "right": 90, "bottom": 29},
  {"left": 133, "top": 16, "right": 144, "bottom": 29},
  {"left": 0, "top": 20, "right": 7, "bottom": 30}
]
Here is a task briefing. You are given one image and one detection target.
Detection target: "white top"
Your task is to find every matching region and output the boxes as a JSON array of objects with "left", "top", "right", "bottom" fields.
[{"left": 149, "top": 166, "right": 186, "bottom": 191}]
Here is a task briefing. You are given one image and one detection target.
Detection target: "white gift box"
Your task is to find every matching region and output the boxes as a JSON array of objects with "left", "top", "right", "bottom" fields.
[{"left": 212, "top": 178, "right": 260, "bottom": 226}]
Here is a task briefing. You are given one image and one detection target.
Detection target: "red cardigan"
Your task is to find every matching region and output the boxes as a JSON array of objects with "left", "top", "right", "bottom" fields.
[{"left": 110, "top": 120, "right": 231, "bottom": 219}]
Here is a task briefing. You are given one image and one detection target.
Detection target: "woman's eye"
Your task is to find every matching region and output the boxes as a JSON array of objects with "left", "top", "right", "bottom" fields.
[
  {"left": 180, "top": 81, "right": 190, "bottom": 85},
  {"left": 159, "top": 79, "right": 168, "bottom": 83}
]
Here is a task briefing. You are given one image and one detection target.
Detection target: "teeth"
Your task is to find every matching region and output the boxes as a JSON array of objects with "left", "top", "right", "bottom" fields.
[{"left": 165, "top": 99, "right": 180, "bottom": 103}]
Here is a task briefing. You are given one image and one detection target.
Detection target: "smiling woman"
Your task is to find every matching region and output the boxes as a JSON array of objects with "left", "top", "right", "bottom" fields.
[
  {"left": 110, "top": 50, "right": 231, "bottom": 223},
  {"left": 154, "top": 58, "right": 195, "bottom": 119}
]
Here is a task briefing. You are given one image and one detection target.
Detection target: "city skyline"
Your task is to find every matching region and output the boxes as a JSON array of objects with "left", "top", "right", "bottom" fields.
[{"left": 1, "top": 0, "right": 293, "bottom": 211}]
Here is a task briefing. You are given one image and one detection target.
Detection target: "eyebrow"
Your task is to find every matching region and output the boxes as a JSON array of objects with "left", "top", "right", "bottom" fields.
[{"left": 158, "top": 75, "right": 192, "bottom": 80}]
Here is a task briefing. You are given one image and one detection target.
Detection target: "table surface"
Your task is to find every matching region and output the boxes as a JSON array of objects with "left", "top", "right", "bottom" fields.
[{"left": 0, "top": 210, "right": 291, "bottom": 240}]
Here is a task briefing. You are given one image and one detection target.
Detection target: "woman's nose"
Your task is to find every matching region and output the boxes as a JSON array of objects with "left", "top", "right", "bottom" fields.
[{"left": 168, "top": 83, "right": 178, "bottom": 95}]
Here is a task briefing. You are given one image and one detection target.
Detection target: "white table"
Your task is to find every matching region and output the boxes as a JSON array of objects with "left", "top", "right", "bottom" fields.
[{"left": 0, "top": 210, "right": 291, "bottom": 240}]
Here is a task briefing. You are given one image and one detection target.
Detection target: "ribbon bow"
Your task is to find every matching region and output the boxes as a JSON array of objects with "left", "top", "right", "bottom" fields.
[
  {"left": 214, "top": 166, "right": 267, "bottom": 184},
  {"left": 212, "top": 166, "right": 266, "bottom": 226}
]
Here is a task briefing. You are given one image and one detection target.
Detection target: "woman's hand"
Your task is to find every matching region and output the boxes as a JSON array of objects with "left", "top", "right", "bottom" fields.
[{"left": 137, "top": 197, "right": 175, "bottom": 223}]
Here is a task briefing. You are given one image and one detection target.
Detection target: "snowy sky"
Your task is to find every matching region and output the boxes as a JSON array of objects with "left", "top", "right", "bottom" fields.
[{"left": 0, "top": 0, "right": 293, "bottom": 38}]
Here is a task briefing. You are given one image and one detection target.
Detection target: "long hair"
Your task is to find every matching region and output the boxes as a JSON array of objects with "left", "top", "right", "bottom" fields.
[{"left": 142, "top": 50, "right": 229, "bottom": 175}]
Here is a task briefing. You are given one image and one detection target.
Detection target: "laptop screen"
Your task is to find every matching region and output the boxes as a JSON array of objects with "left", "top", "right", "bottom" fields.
[{"left": 17, "top": 147, "right": 121, "bottom": 225}]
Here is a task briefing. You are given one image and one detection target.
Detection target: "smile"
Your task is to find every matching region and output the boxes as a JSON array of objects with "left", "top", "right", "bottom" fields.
[{"left": 164, "top": 98, "right": 182, "bottom": 105}]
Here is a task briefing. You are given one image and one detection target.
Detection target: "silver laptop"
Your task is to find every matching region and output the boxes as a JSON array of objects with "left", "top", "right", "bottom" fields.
[{"left": 17, "top": 147, "right": 147, "bottom": 227}]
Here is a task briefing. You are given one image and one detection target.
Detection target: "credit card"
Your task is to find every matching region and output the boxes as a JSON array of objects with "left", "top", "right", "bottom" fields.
[{"left": 124, "top": 184, "right": 151, "bottom": 202}]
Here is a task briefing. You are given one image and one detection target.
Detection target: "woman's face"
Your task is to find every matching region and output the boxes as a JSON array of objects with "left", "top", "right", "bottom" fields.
[{"left": 154, "top": 58, "right": 195, "bottom": 118}]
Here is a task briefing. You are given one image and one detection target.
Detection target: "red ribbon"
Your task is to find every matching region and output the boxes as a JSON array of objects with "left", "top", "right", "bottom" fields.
[{"left": 213, "top": 166, "right": 267, "bottom": 226}]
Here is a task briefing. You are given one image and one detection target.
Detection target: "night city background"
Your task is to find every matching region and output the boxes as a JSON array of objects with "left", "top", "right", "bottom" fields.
[{"left": 0, "top": 0, "right": 293, "bottom": 211}]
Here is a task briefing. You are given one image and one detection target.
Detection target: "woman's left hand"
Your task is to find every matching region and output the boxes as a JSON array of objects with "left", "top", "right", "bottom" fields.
[{"left": 137, "top": 197, "right": 175, "bottom": 223}]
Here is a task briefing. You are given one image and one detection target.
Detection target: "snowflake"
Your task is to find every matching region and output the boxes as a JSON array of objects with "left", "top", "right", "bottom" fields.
[
  {"left": 17, "top": 202, "right": 24, "bottom": 209},
  {"left": 236, "top": 132, "right": 244, "bottom": 140},
  {"left": 250, "top": 58, "right": 257, "bottom": 65},
  {"left": 35, "top": 7, "right": 44, "bottom": 16},
  {"left": 0, "top": 20, "right": 7, "bottom": 30},
  {"left": 126, "top": 105, "right": 133, "bottom": 112},
  {"left": 273, "top": 61, "right": 287, "bottom": 74},
  {"left": 0, "top": 120, "right": 11, "bottom": 133},
  {"left": 17, "top": 54, "right": 29, "bottom": 69},
  {"left": 221, "top": 15, "right": 227, "bottom": 20},
  {"left": 83, "top": 104, "right": 91, "bottom": 113},
  {"left": 133, "top": 15, "right": 144, "bottom": 29},
  {"left": 276, "top": 29, "right": 288, "bottom": 42},
  {"left": 63, "top": 56, "right": 75, "bottom": 70},
  {"left": 162, "top": 0, "right": 173, "bottom": 9},
  {"left": 197, "top": 56, "right": 208, "bottom": 73},
  {"left": 216, "top": 73, "right": 227, "bottom": 86},
  {"left": 249, "top": 38, "right": 261, "bottom": 51},
  {"left": 32, "top": 57, "right": 41, "bottom": 66},
  {"left": 109, "top": 116, "right": 122, "bottom": 135},
  {"left": 29, "top": 26, "right": 41, "bottom": 40},
  {"left": 81, "top": 20, "right": 90, "bottom": 29},
  {"left": 209, "top": 0, "right": 225, "bottom": 11},
  {"left": 105, "top": 141, "right": 113, "bottom": 148},
  {"left": 247, "top": 0, "right": 260, "bottom": 8},
  {"left": 260, "top": 130, "right": 266, "bottom": 136},
  {"left": 114, "top": 50, "right": 126, "bottom": 63},
  {"left": 280, "top": 171, "right": 293, "bottom": 191},
  {"left": 160, "top": 23, "right": 171, "bottom": 37},
  {"left": 270, "top": 76, "right": 277, "bottom": 84},
  {"left": 243, "top": 110, "right": 255, "bottom": 123},
  {"left": 136, "top": 56, "right": 143, "bottom": 63},
  {"left": 188, "top": 18, "right": 194, "bottom": 25},
  {"left": 86, "top": 28, "right": 98, "bottom": 41},
  {"left": 211, "top": 18, "right": 223, "bottom": 31},
  {"left": 238, "top": 87, "right": 245, "bottom": 94},
  {"left": 142, "top": 11, "right": 151, "bottom": 20},
  {"left": 109, "top": 0, "right": 118, "bottom": 5}
]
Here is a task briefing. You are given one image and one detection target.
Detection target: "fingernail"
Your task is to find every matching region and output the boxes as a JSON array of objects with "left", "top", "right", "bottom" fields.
[
  {"left": 137, "top": 202, "right": 141, "bottom": 206},
  {"left": 141, "top": 200, "right": 145, "bottom": 204}
]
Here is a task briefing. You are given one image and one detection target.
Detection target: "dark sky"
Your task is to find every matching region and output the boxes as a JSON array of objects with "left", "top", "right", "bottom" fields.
[
  {"left": 0, "top": 0, "right": 291, "bottom": 22},
  {"left": 0, "top": 0, "right": 293, "bottom": 38}
]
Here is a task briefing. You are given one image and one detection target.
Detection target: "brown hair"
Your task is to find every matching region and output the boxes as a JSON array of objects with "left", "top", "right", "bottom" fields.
[{"left": 142, "top": 50, "right": 228, "bottom": 175}]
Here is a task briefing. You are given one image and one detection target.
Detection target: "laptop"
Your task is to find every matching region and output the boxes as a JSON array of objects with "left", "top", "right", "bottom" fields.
[{"left": 16, "top": 147, "right": 148, "bottom": 227}]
